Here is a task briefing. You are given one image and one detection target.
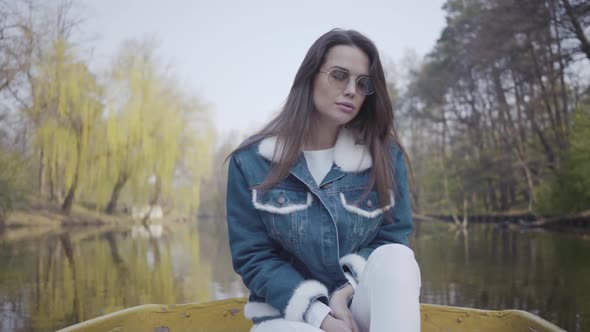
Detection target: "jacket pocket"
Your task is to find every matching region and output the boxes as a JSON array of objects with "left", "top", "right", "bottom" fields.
[
  {"left": 340, "top": 190, "right": 394, "bottom": 218},
  {"left": 252, "top": 188, "right": 312, "bottom": 250},
  {"left": 339, "top": 189, "right": 394, "bottom": 242},
  {"left": 252, "top": 188, "right": 313, "bottom": 215}
]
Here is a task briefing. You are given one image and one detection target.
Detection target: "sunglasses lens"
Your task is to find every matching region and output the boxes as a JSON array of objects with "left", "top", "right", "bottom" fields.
[
  {"left": 328, "top": 69, "right": 349, "bottom": 86},
  {"left": 357, "top": 77, "right": 375, "bottom": 95}
]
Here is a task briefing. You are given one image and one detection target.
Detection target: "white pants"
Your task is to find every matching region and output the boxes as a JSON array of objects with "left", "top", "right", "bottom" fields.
[{"left": 252, "top": 244, "right": 421, "bottom": 332}]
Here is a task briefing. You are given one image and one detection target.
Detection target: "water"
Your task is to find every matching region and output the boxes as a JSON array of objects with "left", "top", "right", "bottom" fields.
[{"left": 0, "top": 220, "right": 588, "bottom": 331}]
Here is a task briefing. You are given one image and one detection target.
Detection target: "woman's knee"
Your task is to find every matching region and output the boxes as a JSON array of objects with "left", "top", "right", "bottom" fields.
[
  {"left": 368, "top": 244, "right": 415, "bottom": 265},
  {"left": 364, "top": 244, "right": 420, "bottom": 286}
]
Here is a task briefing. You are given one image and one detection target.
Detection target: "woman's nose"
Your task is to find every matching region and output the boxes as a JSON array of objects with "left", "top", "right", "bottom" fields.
[{"left": 343, "top": 78, "right": 357, "bottom": 97}]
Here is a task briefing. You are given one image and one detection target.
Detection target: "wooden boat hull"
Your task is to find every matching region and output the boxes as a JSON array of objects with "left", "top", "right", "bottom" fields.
[{"left": 58, "top": 298, "right": 564, "bottom": 332}]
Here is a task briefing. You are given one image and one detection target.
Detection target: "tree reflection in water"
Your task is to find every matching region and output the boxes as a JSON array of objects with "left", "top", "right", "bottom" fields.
[
  {"left": 0, "top": 221, "right": 588, "bottom": 331},
  {"left": 411, "top": 222, "right": 589, "bottom": 331}
]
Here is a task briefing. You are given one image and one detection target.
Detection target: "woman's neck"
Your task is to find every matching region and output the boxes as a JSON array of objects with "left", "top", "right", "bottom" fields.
[{"left": 304, "top": 123, "right": 340, "bottom": 151}]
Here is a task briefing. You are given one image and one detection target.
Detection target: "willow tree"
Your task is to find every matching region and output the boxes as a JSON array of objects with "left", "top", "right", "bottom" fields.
[
  {"left": 169, "top": 96, "right": 214, "bottom": 214},
  {"left": 198, "top": 132, "right": 239, "bottom": 217},
  {"left": 33, "top": 38, "right": 103, "bottom": 214},
  {"left": 100, "top": 41, "right": 162, "bottom": 214},
  {"left": 100, "top": 39, "right": 213, "bottom": 215}
]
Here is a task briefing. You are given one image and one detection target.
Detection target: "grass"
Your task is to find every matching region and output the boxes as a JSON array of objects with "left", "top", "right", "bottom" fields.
[{"left": 4, "top": 196, "right": 137, "bottom": 228}]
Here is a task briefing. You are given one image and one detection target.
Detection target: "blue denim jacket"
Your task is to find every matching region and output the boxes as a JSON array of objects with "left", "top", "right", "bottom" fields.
[{"left": 226, "top": 128, "right": 413, "bottom": 324}]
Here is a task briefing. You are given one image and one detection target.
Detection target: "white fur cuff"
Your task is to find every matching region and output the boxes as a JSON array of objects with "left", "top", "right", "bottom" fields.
[
  {"left": 340, "top": 253, "right": 367, "bottom": 282},
  {"left": 244, "top": 302, "right": 281, "bottom": 320},
  {"left": 284, "top": 280, "right": 329, "bottom": 322}
]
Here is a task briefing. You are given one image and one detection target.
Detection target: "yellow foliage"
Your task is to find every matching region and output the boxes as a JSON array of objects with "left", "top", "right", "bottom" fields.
[
  {"left": 29, "top": 37, "right": 213, "bottom": 215},
  {"left": 33, "top": 39, "right": 102, "bottom": 205},
  {"left": 98, "top": 39, "right": 214, "bottom": 214}
]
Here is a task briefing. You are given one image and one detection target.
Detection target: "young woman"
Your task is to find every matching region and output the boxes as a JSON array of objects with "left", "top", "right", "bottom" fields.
[{"left": 226, "top": 29, "right": 421, "bottom": 332}]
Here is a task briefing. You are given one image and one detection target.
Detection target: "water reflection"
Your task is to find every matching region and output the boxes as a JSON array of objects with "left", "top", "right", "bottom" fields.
[
  {"left": 411, "top": 222, "right": 589, "bottom": 331},
  {"left": 0, "top": 221, "right": 588, "bottom": 331},
  {"left": 0, "top": 220, "right": 246, "bottom": 332}
]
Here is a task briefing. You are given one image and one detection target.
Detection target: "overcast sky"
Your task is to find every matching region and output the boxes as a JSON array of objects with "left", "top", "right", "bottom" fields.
[{"left": 81, "top": 0, "right": 447, "bottom": 137}]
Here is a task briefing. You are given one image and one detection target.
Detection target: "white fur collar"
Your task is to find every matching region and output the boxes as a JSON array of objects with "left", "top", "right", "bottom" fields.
[{"left": 257, "top": 128, "right": 372, "bottom": 173}]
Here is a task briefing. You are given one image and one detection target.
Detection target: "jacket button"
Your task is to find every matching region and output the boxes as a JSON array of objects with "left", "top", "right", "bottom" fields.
[
  {"left": 367, "top": 200, "right": 373, "bottom": 207},
  {"left": 321, "top": 183, "right": 331, "bottom": 189},
  {"left": 277, "top": 196, "right": 286, "bottom": 205}
]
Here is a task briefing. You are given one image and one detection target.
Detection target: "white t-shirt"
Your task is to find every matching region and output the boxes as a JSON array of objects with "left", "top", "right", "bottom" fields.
[{"left": 303, "top": 147, "right": 335, "bottom": 186}]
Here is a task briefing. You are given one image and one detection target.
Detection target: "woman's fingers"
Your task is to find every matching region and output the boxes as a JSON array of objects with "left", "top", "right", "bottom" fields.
[
  {"left": 336, "top": 309, "right": 359, "bottom": 332},
  {"left": 321, "top": 315, "right": 353, "bottom": 332}
]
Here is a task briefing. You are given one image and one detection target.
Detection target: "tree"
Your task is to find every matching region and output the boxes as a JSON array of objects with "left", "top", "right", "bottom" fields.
[
  {"left": 0, "top": 148, "right": 30, "bottom": 224},
  {"left": 97, "top": 39, "right": 214, "bottom": 215},
  {"left": 32, "top": 38, "right": 102, "bottom": 214},
  {"left": 537, "top": 97, "right": 590, "bottom": 213},
  {"left": 403, "top": 0, "right": 589, "bottom": 215}
]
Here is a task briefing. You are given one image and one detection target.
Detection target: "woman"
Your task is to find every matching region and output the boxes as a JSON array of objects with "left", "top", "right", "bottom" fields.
[{"left": 226, "top": 29, "right": 421, "bottom": 332}]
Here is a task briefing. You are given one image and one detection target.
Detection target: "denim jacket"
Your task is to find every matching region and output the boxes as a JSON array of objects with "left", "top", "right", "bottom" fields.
[{"left": 226, "top": 128, "right": 413, "bottom": 324}]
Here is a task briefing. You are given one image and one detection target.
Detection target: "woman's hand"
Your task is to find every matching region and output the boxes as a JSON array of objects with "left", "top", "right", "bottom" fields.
[
  {"left": 320, "top": 314, "right": 353, "bottom": 332},
  {"left": 328, "top": 284, "right": 360, "bottom": 332}
]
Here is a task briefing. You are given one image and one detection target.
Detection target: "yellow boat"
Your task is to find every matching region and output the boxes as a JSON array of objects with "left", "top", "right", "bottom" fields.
[{"left": 58, "top": 298, "right": 564, "bottom": 332}]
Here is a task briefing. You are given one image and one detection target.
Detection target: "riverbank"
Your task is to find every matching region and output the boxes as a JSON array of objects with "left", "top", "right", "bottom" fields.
[
  {"left": 415, "top": 209, "right": 590, "bottom": 230},
  {"left": 1, "top": 196, "right": 192, "bottom": 230}
]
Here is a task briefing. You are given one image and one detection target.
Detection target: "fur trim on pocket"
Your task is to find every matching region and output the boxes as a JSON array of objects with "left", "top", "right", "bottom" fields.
[
  {"left": 252, "top": 189, "right": 313, "bottom": 215},
  {"left": 339, "top": 191, "right": 395, "bottom": 218}
]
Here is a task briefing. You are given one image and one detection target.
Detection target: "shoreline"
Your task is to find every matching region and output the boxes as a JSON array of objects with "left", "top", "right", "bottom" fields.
[
  {"left": 1, "top": 198, "right": 194, "bottom": 230},
  {"left": 3, "top": 202, "right": 588, "bottom": 232},
  {"left": 414, "top": 210, "right": 590, "bottom": 230}
]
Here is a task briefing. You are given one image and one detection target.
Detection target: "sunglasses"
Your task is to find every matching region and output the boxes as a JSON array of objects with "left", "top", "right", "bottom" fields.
[{"left": 319, "top": 68, "right": 375, "bottom": 96}]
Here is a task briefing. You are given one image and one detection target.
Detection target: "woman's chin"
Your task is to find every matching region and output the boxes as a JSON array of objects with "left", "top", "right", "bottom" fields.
[
  {"left": 313, "top": 109, "right": 357, "bottom": 128},
  {"left": 332, "top": 111, "right": 357, "bottom": 126}
]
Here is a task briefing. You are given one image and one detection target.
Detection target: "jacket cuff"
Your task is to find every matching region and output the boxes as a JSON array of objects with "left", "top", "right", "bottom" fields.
[
  {"left": 244, "top": 302, "right": 281, "bottom": 321},
  {"left": 343, "top": 272, "right": 358, "bottom": 290},
  {"left": 285, "top": 280, "right": 329, "bottom": 322},
  {"left": 304, "top": 301, "right": 331, "bottom": 328},
  {"left": 339, "top": 253, "right": 367, "bottom": 283}
]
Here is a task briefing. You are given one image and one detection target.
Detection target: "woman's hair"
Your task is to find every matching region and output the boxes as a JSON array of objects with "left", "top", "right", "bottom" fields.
[{"left": 229, "top": 28, "right": 410, "bottom": 219}]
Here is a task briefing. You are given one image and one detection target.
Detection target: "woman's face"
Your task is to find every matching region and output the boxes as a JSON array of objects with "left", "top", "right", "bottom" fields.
[{"left": 312, "top": 45, "right": 370, "bottom": 129}]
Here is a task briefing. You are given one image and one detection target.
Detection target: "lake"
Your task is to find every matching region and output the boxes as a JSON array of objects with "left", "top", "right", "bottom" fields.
[{"left": 0, "top": 219, "right": 588, "bottom": 331}]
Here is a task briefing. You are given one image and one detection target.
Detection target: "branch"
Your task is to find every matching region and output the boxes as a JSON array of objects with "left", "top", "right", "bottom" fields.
[
  {"left": 561, "top": 0, "right": 590, "bottom": 62},
  {"left": 529, "top": 209, "right": 590, "bottom": 227}
]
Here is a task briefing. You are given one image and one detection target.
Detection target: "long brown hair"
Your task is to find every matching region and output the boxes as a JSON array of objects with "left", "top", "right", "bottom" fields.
[{"left": 230, "top": 29, "right": 409, "bottom": 219}]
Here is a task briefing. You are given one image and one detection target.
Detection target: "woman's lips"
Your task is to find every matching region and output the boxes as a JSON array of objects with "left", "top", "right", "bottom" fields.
[{"left": 335, "top": 102, "right": 354, "bottom": 113}]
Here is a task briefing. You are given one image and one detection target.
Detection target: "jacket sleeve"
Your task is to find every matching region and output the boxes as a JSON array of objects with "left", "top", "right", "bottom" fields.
[
  {"left": 339, "top": 146, "right": 413, "bottom": 282},
  {"left": 226, "top": 155, "right": 329, "bottom": 322}
]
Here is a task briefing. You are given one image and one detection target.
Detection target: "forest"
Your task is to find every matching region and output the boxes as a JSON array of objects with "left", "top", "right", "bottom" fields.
[
  {"left": 0, "top": 0, "right": 214, "bottom": 226},
  {"left": 399, "top": 0, "right": 590, "bottom": 219}
]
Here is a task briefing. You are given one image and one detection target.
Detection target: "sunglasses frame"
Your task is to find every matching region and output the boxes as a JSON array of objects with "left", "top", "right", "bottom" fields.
[{"left": 319, "top": 68, "right": 375, "bottom": 96}]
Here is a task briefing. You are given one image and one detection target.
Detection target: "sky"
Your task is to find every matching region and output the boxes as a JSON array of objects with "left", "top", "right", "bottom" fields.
[{"left": 80, "top": 0, "right": 447, "bottom": 137}]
